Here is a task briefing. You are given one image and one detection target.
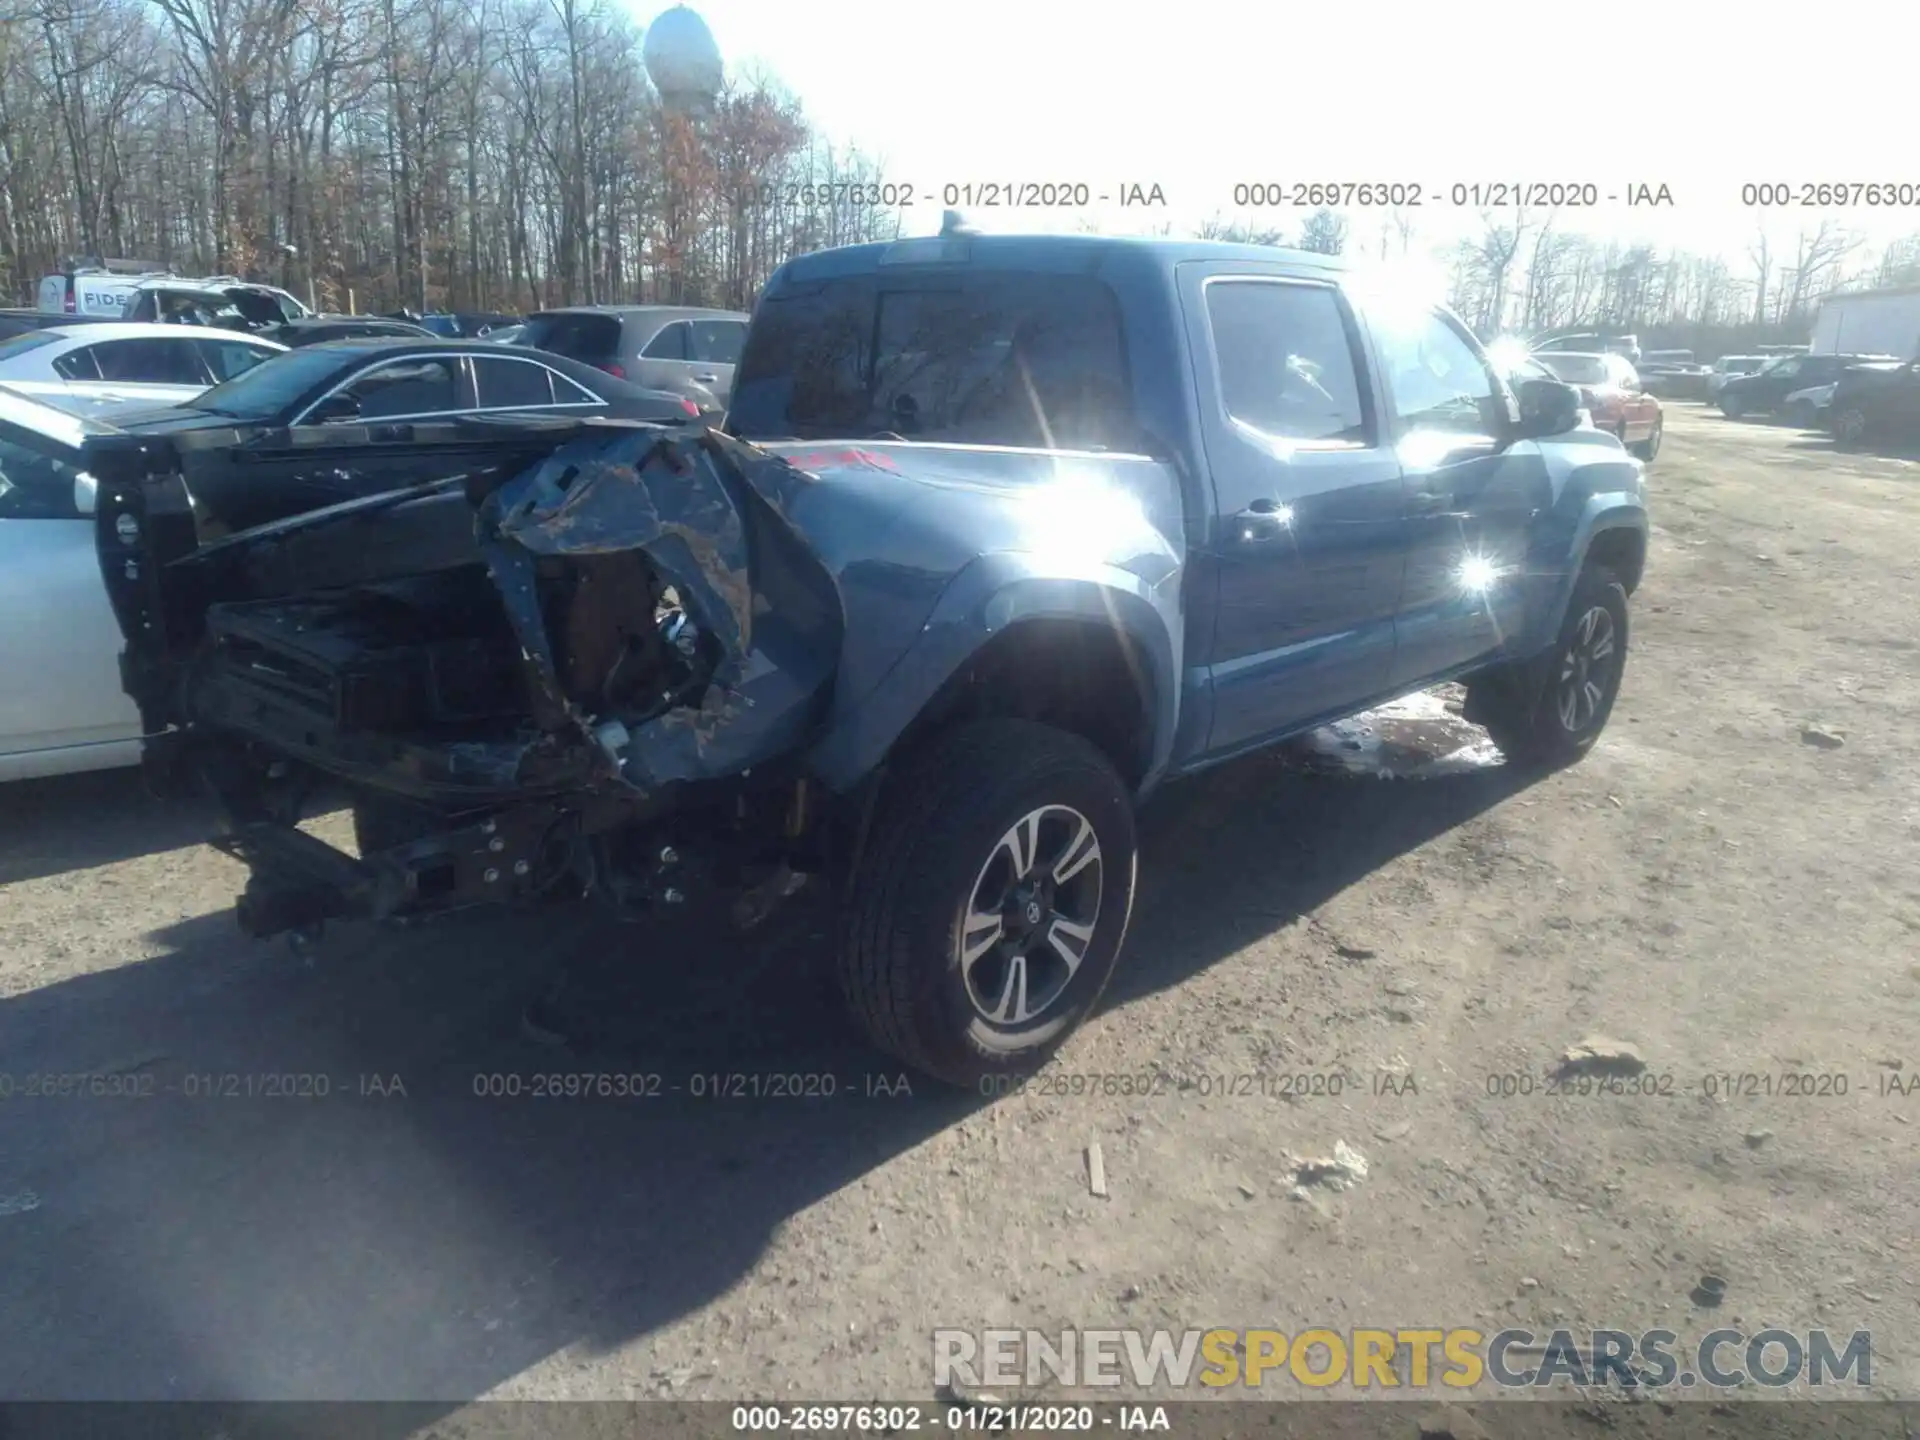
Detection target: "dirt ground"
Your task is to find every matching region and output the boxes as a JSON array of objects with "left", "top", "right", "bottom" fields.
[{"left": 2, "top": 406, "right": 1917, "bottom": 1427}]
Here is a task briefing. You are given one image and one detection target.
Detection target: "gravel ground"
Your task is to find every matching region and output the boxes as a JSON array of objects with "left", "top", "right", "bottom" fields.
[{"left": 1, "top": 408, "right": 1916, "bottom": 1430}]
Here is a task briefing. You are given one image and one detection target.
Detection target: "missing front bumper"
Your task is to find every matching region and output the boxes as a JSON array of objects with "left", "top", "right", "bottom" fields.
[{"left": 215, "top": 800, "right": 580, "bottom": 940}]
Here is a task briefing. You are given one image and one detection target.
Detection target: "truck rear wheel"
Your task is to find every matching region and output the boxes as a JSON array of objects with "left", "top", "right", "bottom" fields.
[
  {"left": 1465, "top": 564, "right": 1630, "bottom": 770},
  {"left": 841, "top": 720, "right": 1138, "bottom": 1088}
]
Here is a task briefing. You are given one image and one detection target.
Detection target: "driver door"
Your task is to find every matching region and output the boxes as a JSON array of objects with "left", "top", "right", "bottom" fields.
[
  {"left": 1358, "top": 300, "right": 1550, "bottom": 687},
  {"left": 218, "top": 355, "right": 484, "bottom": 521},
  {"left": 1180, "top": 267, "right": 1406, "bottom": 756}
]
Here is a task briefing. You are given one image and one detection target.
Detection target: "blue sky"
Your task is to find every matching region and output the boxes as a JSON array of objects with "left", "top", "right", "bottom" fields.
[{"left": 636, "top": 0, "right": 1920, "bottom": 264}]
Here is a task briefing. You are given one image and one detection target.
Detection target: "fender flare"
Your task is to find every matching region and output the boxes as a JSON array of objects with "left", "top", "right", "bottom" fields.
[
  {"left": 806, "top": 552, "right": 1182, "bottom": 796},
  {"left": 1529, "top": 494, "right": 1648, "bottom": 654}
]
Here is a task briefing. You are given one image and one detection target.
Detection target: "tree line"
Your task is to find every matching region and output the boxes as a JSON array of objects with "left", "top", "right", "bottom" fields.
[
  {"left": 0, "top": 0, "right": 901, "bottom": 314},
  {"left": 7, "top": 10, "right": 1917, "bottom": 350},
  {"left": 1205, "top": 207, "right": 1920, "bottom": 351}
]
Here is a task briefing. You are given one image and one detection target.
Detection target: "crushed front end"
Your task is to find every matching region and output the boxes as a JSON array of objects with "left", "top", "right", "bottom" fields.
[{"left": 87, "top": 419, "right": 846, "bottom": 941}]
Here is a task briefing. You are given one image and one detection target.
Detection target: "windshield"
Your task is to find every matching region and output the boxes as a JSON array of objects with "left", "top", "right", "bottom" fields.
[
  {"left": 728, "top": 272, "right": 1139, "bottom": 450},
  {"left": 187, "top": 346, "right": 353, "bottom": 416},
  {"left": 0, "top": 331, "right": 62, "bottom": 363},
  {"left": 1537, "top": 353, "right": 1610, "bottom": 385}
]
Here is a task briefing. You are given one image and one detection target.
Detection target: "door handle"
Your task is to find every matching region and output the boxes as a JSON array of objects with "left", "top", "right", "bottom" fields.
[
  {"left": 1230, "top": 497, "right": 1291, "bottom": 543},
  {"left": 1408, "top": 489, "right": 1468, "bottom": 518},
  {"left": 692, "top": 373, "right": 719, "bottom": 384}
]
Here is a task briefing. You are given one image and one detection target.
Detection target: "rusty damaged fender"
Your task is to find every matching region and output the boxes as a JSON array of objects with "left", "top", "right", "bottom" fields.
[{"left": 475, "top": 426, "right": 845, "bottom": 792}]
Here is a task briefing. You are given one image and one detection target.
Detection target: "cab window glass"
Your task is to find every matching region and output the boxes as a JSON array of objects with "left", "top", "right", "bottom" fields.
[
  {"left": 1205, "top": 279, "right": 1370, "bottom": 444},
  {"left": 1371, "top": 308, "right": 1501, "bottom": 434}
]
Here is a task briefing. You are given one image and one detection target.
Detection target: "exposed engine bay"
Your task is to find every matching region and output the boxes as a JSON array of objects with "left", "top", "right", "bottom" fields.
[{"left": 86, "top": 420, "right": 846, "bottom": 942}]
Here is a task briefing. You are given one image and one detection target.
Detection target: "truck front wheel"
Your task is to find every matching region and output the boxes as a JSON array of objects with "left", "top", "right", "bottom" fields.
[
  {"left": 841, "top": 720, "right": 1138, "bottom": 1088},
  {"left": 1466, "top": 564, "right": 1630, "bottom": 770}
]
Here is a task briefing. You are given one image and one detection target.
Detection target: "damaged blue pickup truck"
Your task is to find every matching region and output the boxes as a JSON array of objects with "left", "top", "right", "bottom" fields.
[{"left": 88, "top": 227, "right": 1648, "bottom": 1087}]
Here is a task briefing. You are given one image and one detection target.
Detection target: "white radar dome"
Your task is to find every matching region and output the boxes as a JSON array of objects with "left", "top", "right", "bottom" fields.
[{"left": 643, "top": 6, "right": 723, "bottom": 111}]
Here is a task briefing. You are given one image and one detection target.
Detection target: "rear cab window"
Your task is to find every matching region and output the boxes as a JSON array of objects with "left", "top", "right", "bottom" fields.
[
  {"left": 728, "top": 272, "right": 1139, "bottom": 451},
  {"left": 1203, "top": 279, "right": 1371, "bottom": 445}
]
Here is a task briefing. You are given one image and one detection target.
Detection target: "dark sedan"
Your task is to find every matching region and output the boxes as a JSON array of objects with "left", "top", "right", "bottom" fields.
[
  {"left": 108, "top": 338, "right": 703, "bottom": 431},
  {"left": 102, "top": 338, "right": 706, "bottom": 535}
]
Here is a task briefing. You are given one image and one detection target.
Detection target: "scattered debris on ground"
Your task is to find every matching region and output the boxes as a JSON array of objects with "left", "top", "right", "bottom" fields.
[
  {"left": 1691, "top": 1274, "right": 1729, "bottom": 1307},
  {"left": 1417, "top": 1405, "right": 1491, "bottom": 1440},
  {"left": 1285, "top": 1140, "right": 1370, "bottom": 1197},
  {"left": 1555, "top": 1035, "right": 1648, "bottom": 1078}
]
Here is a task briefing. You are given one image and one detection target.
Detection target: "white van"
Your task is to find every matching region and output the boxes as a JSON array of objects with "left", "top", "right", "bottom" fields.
[{"left": 37, "top": 263, "right": 171, "bottom": 318}]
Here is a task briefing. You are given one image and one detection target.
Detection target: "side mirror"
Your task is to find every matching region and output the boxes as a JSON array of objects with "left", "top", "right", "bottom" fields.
[
  {"left": 73, "top": 471, "right": 98, "bottom": 516},
  {"left": 1514, "top": 378, "right": 1581, "bottom": 438},
  {"left": 310, "top": 392, "right": 361, "bottom": 424}
]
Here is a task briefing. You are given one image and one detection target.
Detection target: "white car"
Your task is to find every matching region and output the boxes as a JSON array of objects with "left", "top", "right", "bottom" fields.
[
  {"left": 0, "top": 322, "right": 285, "bottom": 412},
  {"left": 1782, "top": 382, "right": 1836, "bottom": 428},
  {"left": 0, "top": 386, "right": 143, "bottom": 781},
  {"left": 121, "top": 276, "right": 311, "bottom": 329}
]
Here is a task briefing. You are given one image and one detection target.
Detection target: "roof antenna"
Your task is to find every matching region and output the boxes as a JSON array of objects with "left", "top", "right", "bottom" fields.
[{"left": 941, "top": 208, "right": 979, "bottom": 237}]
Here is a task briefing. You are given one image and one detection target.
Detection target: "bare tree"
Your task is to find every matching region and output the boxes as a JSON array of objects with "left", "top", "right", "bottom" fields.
[
  {"left": 1781, "top": 220, "right": 1859, "bottom": 322},
  {"left": 0, "top": 0, "right": 898, "bottom": 309},
  {"left": 1747, "top": 229, "right": 1772, "bottom": 326},
  {"left": 1296, "top": 206, "right": 1346, "bottom": 255}
]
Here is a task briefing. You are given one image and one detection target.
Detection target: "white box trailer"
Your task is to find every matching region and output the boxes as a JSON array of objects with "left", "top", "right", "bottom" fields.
[{"left": 1810, "top": 285, "right": 1920, "bottom": 360}]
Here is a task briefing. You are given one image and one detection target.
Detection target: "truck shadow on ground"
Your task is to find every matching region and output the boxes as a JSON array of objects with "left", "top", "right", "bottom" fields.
[
  {"left": 0, "top": 722, "right": 1534, "bottom": 1408},
  {"left": 0, "top": 766, "right": 223, "bottom": 884}
]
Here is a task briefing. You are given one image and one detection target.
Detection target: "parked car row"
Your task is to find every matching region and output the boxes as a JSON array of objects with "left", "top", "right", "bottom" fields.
[
  {"left": 1717, "top": 350, "right": 1900, "bottom": 420},
  {"left": 1514, "top": 331, "right": 1918, "bottom": 448},
  {"left": 1635, "top": 350, "right": 1714, "bottom": 401},
  {"left": 0, "top": 324, "right": 712, "bottom": 779}
]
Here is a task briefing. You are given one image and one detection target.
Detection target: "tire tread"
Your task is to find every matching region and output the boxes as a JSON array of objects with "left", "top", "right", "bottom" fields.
[{"left": 840, "top": 719, "right": 1133, "bottom": 1082}]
